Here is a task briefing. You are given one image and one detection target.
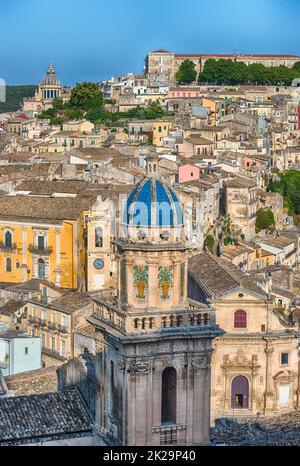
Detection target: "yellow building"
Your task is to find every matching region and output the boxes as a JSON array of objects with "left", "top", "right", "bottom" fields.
[
  {"left": 0, "top": 192, "right": 98, "bottom": 290},
  {"left": 152, "top": 118, "right": 173, "bottom": 147},
  {"left": 202, "top": 97, "right": 226, "bottom": 125}
]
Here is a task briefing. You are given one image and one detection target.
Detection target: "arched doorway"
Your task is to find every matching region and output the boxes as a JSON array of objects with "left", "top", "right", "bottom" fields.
[{"left": 231, "top": 375, "right": 249, "bottom": 409}]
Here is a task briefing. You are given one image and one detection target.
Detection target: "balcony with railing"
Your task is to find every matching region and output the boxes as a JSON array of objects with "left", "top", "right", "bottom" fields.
[
  {"left": 28, "top": 244, "right": 53, "bottom": 255},
  {"left": 47, "top": 321, "right": 57, "bottom": 331},
  {"left": 0, "top": 242, "right": 17, "bottom": 252},
  {"left": 57, "top": 324, "right": 68, "bottom": 334},
  {"left": 40, "top": 318, "right": 47, "bottom": 327},
  {"left": 28, "top": 315, "right": 38, "bottom": 324}
]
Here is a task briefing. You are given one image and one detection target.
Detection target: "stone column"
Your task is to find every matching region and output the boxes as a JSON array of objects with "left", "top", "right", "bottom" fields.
[
  {"left": 191, "top": 354, "right": 211, "bottom": 445},
  {"left": 264, "top": 339, "right": 275, "bottom": 414},
  {"left": 55, "top": 228, "right": 61, "bottom": 287}
]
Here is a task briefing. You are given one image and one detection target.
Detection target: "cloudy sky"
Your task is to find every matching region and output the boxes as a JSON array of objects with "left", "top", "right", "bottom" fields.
[{"left": 0, "top": 0, "right": 299, "bottom": 85}]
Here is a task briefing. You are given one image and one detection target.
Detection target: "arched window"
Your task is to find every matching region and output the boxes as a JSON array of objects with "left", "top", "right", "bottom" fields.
[
  {"left": 161, "top": 367, "right": 177, "bottom": 424},
  {"left": 5, "top": 231, "right": 12, "bottom": 248},
  {"left": 234, "top": 310, "right": 247, "bottom": 328},
  {"left": 38, "top": 259, "right": 46, "bottom": 279},
  {"left": 5, "top": 257, "right": 12, "bottom": 272},
  {"left": 95, "top": 227, "right": 103, "bottom": 248}
]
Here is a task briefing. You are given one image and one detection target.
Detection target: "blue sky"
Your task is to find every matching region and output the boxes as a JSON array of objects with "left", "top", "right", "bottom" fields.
[{"left": 0, "top": 0, "right": 299, "bottom": 85}]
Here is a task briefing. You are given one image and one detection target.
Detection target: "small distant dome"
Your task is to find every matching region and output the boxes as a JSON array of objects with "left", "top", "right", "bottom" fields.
[
  {"left": 41, "top": 64, "right": 61, "bottom": 87},
  {"left": 124, "top": 178, "right": 184, "bottom": 228}
]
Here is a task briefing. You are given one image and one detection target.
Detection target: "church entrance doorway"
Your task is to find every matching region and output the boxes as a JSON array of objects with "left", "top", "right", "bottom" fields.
[{"left": 231, "top": 375, "right": 249, "bottom": 409}]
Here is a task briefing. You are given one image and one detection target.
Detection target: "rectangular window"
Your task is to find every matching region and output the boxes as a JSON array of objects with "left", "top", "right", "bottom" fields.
[
  {"left": 61, "top": 340, "right": 66, "bottom": 356},
  {"left": 61, "top": 315, "right": 67, "bottom": 328},
  {"left": 37, "top": 235, "right": 45, "bottom": 251},
  {"left": 261, "top": 324, "right": 266, "bottom": 333},
  {"left": 281, "top": 353, "right": 289, "bottom": 365},
  {"left": 51, "top": 337, "right": 55, "bottom": 351},
  {"left": 25, "top": 347, "right": 28, "bottom": 355}
]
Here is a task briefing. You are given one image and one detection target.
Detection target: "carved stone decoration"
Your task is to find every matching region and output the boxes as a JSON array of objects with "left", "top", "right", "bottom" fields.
[
  {"left": 222, "top": 350, "right": 260, "bottom": 369},
  {"left": 116, "top": 359, "right": 125, "bottom": 373},
  {"left": 191, "top": 355, "right": 211, "bottom": 370},
  {"left": 133, "top": 361, "right": 149, "bottom": 374},
  {"left": 234, "top": 349, "right": 249, "bottom": 366}
]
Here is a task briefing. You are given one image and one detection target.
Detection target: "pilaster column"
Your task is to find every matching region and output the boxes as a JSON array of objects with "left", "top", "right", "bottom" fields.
[
  {"left": 191, "top": 354, "right": 212, "bottom": 445},
  {"left": 22, "top": 227, "right": 27, "bottom": 282},
  {"left": 223, "top": 368, "right": 230, "bottom": 410},
  {"left": 296, "top": 342, "right": 300, "bottom": 410},
  {"left": 251, "top": 368, "right": 258, "bottom": 413},
  {"left": 172, "top": 258, "right": 181, "bottom": 306},
  {"left": 125, "top": 257, "right": 134, "bottom": 306},
  {"left": 146, "top": 257, "right": 158, "bottom": 308},
  {"left": 264, "top": 339, "right": 275, "bottom": 414},
  {"left": 55, "top": 228, "right": 61, "bottom": 287}
]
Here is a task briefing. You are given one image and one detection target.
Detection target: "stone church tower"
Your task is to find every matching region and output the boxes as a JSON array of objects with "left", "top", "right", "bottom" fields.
[{"left": 89, "top": 161, "right": 222, "bottom": 446}]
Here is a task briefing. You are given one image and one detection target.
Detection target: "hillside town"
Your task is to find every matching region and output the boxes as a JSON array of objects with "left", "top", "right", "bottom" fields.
[{"left": 1, "top": 49, "right": 300, "bottom": 446}]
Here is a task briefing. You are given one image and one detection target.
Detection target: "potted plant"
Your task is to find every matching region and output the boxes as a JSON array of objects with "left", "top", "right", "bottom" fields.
[
  {"left": 134, "top": 266, "right": 148, "bottom": 299},
  {"left": 159, "top": 267, "right": 173, "bottom": 299}
]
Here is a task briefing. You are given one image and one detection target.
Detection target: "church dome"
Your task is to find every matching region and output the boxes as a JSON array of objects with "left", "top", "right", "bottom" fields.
[
  {"left": 124, "top": 178, "right": 184, "bottom": 228},
  {"left": 41, "top": 64, "right": 61, "bottom": 87}
]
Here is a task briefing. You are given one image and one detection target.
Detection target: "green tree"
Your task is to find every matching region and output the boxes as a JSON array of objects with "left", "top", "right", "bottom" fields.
[
  {"left": 175, "top": 60, "right": 197, "bottom": 84},
  {"left": 204, "top": 235, "right": 215, "bottom": 253},
  {"left": 247, "top": 63, "right": 269, "bottom": 84},
  {"left": 69, "top": 82, "right": 103, "bottom": 111},
  {"left": 256, "top": 208, "right": 275, "bottom": 232},
  {"left": 268, "top": 170, "right": 300, "bottom": 216},
  {"left": 293, "top": 61, "right": 300, "bottom": 73},
  {"left": 145, "top": 101, "right": 164, "bottom": 119}
]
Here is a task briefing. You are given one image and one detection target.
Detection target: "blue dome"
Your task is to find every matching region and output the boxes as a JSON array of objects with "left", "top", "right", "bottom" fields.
[{"left": 124, "top": 178, "right": 184, "bottom": 228}]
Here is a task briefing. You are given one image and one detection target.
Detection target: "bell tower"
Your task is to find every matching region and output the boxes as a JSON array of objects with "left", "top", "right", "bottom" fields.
[{"left": 89, "top": 167, "right": 222, "bottom": 446}]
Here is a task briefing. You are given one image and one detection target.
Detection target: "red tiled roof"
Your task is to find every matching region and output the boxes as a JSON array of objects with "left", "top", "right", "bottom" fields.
[{"left": 151, "top": 49, "right": 170, "bottom": 54}]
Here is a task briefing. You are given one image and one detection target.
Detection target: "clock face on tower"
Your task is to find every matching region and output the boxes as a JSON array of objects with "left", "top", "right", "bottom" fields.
[{"left": 94, "top": 258, "right": 104, "bottom": 270}]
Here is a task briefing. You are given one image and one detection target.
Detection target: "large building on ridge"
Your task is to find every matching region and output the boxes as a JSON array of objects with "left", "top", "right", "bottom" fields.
[{"left": 145, "top": 50, "right": 300, "bottom": 79}]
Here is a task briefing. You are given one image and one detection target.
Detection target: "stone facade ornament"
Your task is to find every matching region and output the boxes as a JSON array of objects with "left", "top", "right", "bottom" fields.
[
  {"left": 222, "top": 350, "right": 260, "bottom": 369},
  {"left": 133, "top": 361, "right": 149, "bottom": 374},
  {"left": 191, "top": 355, "right": 211, "bottom": 370},
  {"left": 116, "top": 359, "right": 125, "bottom": 372}
]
